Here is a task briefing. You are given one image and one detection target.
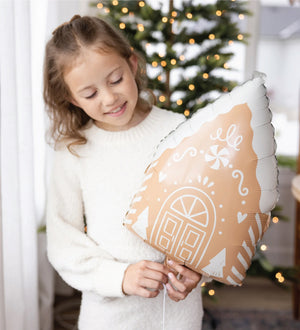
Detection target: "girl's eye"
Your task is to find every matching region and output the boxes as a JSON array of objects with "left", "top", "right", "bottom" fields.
[
  {"left": 86, "top": 91, "right": 97, "bottom": 99},
  {"left": 112, "top": 76, "right": 123, "bottom": 85}
]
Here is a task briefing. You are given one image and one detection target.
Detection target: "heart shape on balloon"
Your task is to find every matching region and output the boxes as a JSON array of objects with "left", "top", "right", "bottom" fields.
[{"left": 123, "top": 73, "right": 278, "bottom": 286}]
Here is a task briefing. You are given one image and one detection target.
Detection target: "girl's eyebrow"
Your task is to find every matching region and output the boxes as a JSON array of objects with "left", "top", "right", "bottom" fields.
[{"left": 77, "top": 66, "right": 122, "bottom": 93}]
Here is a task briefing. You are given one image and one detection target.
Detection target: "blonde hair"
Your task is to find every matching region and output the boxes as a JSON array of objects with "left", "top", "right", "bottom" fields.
[{"left": 43, "top": 15, "right": 152, "bottom": 153}]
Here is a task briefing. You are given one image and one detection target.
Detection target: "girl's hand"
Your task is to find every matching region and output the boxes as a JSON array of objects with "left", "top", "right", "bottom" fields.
[
  {"left": 166, "top": 259, "right": 202, "bottom": 302},
  {"left": 122, "top": 260, "right": 169, "bottom": 298}
]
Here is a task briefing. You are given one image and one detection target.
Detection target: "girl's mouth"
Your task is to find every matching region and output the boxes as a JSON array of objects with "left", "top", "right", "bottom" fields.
[{"left": 105, "top": 102, "right": 127, "bottom": 117}]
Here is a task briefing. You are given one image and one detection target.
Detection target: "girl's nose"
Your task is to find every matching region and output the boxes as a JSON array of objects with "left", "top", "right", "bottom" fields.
[{"left": 102, "top": 87, "right": 117, "bottom": 106}]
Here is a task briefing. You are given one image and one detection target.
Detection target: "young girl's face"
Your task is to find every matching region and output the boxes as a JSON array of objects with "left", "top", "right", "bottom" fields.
[{"left": 64, "top": 48, "right": 143, "bottom": 131}]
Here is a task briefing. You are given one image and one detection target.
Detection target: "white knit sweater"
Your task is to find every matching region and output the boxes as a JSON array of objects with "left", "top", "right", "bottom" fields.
[{"left": 47, "top": 106, "right": 204, "bottom": 330}]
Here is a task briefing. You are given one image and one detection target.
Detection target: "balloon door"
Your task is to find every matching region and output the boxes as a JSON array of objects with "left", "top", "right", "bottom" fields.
[{"left": 150, "top": 187, "right": 216, "bottom": 267}]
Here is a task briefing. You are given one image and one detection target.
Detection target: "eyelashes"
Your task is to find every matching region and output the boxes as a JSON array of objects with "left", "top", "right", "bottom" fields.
[
  {"left": 112, "top": 76, "right": 123, "bottom": 85},
  {"left": 86, "top": 91, "right": 97, "bottom": 99},
  {"left": 85, "top": 76, "right": 123, "bottom": 99}
]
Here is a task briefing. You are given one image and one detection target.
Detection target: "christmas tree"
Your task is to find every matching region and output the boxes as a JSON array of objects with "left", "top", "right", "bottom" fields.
[{"left": 91, "top": 0, "right": 249, "bottom": 116}]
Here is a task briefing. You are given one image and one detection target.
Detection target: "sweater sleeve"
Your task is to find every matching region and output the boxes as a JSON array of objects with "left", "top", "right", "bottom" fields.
[{"left": 46, "top": 148, "right": 130, "bottom": 298}]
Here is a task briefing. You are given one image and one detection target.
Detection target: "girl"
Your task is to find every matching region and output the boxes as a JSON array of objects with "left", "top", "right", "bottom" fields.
[{"left": 44, "top": 15, "right": 206, "bottom": 330}]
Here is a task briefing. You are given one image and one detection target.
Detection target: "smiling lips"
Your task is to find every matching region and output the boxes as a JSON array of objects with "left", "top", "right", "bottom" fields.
[{"left": 105, "top": 102, "right": 127, "bottom": 117}]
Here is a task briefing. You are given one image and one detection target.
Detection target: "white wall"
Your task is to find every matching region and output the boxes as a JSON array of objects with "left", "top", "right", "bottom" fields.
[
  {"left": 280, "top": 38, "right": 300, "bottom": 117},
  {"left": 46, "top": 0, "right": 92, "bottom": 38},
  {"left": 257, "top": 37, "right": 300, "bottom": 120}
]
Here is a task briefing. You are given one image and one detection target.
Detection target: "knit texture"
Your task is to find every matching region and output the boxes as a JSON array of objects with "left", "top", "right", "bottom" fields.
[{"left": 47, "top": 106, "right": 204, "bottom": 330}]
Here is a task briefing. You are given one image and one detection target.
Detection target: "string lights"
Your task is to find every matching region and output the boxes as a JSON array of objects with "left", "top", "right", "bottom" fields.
[
  {"left": 275, "top": 272, "right": 285, "bottom": 283},
  {"left": 260, "top": 244, "right": 268, "bottom": 252},
  {"left": 184, "top": 109, "right": 190, "bottom": 117},
  {"left": 137, "top": 23, "right": 144, "bottom": 32},
  {"left": 208, "top": 289, "right": 215, "bottom": 296}
]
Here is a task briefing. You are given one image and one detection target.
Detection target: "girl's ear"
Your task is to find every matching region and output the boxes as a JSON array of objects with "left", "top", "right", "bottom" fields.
[{"left": 129, "top": 54, "right": 138, "bottom": 76}]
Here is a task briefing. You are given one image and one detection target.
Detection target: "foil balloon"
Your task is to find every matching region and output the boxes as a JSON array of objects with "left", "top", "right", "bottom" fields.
[{"left": 123, "top": 73, "right": 279, "bottom": 285}]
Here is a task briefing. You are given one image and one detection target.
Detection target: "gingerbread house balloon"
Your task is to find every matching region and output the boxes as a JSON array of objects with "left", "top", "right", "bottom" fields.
[{"left": 124, "top": 73, "right": 279, "bottom": 285}]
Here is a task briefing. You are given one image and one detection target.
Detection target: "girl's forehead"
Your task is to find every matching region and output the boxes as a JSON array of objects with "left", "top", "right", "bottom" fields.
[
  {"left": 63, "top": 48, "right": 130, "bottom": 90},
  {"left": 63, "top": 47, "right": 124, "bottom": 75},
  {"left": 79, "top": 47, "right": 124, "bottom": 64}
]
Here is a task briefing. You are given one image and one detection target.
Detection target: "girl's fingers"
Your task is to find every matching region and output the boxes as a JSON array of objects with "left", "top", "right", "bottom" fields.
[
  {"left": 165, "top": 259, "right": 203, "bottom": 301},
  {"left": 144, "top": 260, "right": 170, "bottom": 276},
  {"left": 122, "top": 261, "right": 170, "bottom": 297},
  {"left": 143, "top": 267, "right": 168, "bottom": 284},
  {"left": 167, "top": 259, "right": 201, "bottom": 282},
  {"left": 140, "top": 278, "right": 164, "bottom": 291},
  {"left": 165, "top": 282, "right": 186, "bottom": 301},
  {"left": 138, "top": 287, "right": 160, "bottom": 298},
  {"left": 124, "top": 259, "right": 201, "bottom": 300},
  {"left": 167, "top": 272, "right": 187, "bottom": 292}
]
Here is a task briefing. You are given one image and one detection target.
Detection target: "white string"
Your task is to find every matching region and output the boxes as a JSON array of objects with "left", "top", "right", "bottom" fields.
[{"left": 162, "top": 284, "right": 167, "bottom": 330}]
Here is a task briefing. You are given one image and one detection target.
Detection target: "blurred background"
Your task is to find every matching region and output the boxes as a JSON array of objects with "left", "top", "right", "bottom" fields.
[{"left": 0, "top": 0, "right": 300, "bottom": 329}]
